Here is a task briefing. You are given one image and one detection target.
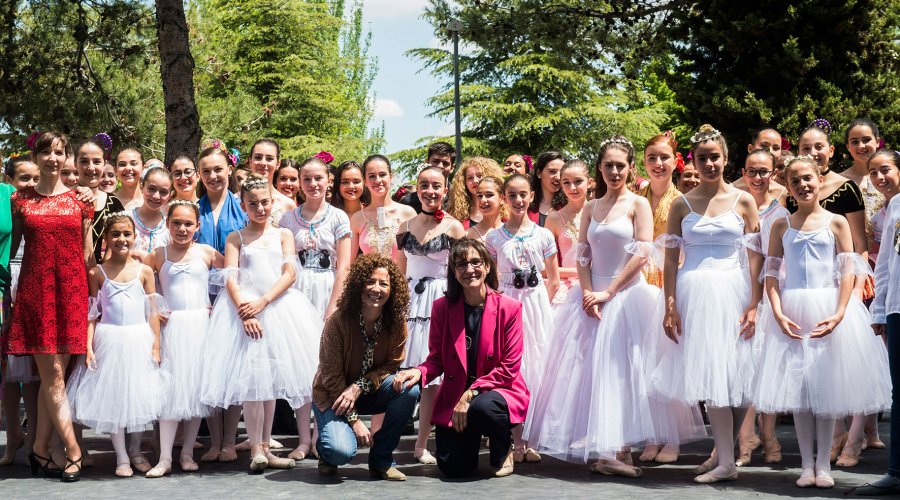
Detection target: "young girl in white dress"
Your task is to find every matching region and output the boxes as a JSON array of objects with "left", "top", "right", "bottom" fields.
[
  {"left": 142, "top": 201, "right": 224, "bottom": 477},
  {"left": 200, "top": 175, "right": 323, "bottom": 472},
  {"left": 465, "top": 176, "right": 506, "bottom": 243},
  {"left": 868, "top": 150, "right": 899, "bottom": 265},
  {"left": 397, "top": 166, "right": 466, "bottom": 464},
  {"left": 279, "top": 156, "right": 352, "bottom": 461},
  {"left": 130, "top": 166, "right": 173, "bottom": 258},
  {"left": 65, "top": 213, "right": 170, "bottom": 478},
  {"left": 651, "top": 125, "right": 763, "bottom": 483},
  {"left": 544, "top": 160, "right": 592, "bottom": 307},
  {"left": 485, "top": 173, "right": 560, "bottom": 463},
  {"left": 753, "top": 156, "right": 891, "bottom": 488}
]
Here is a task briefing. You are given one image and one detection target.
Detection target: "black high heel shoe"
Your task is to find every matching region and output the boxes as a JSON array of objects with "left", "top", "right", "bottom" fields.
[
  {"left": 29, "top": 451, "right": 63, "bottom": 477},
  {"left": 61, "top": 456, "right": 84, "bottom": 483}
]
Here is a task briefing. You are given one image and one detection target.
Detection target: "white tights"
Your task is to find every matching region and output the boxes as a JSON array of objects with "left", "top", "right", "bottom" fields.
[
  {"left": 707, "top": 406, "right": 749, "bottom": 475},
  {"left": 834, "top": 414, "right": 866, "bottom": 450},
  {"left": 243, "top": 400, "right": 276, "bottom": 455},
  {"left": 110, "top": 430, "right": 145, "bottom": 465},
  {"left": 158, "top": 418, "right": 202, "bottom": 463},
  {"left": 794, "top": 412, "right": 834, "bottom": 471}
]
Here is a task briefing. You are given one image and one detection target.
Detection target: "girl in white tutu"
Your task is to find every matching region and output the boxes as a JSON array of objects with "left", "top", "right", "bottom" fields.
[
  {"left": 397, "top": 165, "right": 466, "bottom": 464},
  {"left": 200, "top": 175, "right": 323, "bottom": 472},
  {"left": 142, "top": 200, "right": 224, "bottom": 477},
  {"left": 279, "top": 156, "right": 352, "bottom": 461},
  {"left": 465, "top": 176, "right": 507, "bottom": 243},
  {"left": 65, "top": 213, "right": 170, "bottom": 478},
  {"left": 753, "top": 156, "right": 891, "bottom": 488},
  {"left": 525, "top": 135, "right": 705, "bottom": 477},
  {"left": 485, "top": 173, "right": 560, "bottom": 462},
  {"left": 544, "top": 159, "right": 592, "bottom": 307},
  {"left": 651, "top": 124, "right": 763, "bottom": 483}
]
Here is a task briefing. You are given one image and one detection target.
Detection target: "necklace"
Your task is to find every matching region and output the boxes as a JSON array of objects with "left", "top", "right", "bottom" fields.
[{"left": 354, "top": 311, "right": 384, "bottom": 393}]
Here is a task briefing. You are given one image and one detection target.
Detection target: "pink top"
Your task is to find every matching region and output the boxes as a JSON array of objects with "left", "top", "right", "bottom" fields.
[
  {"left": 417, "top": 290, "right": 530, "bottom": 426},
  {"left": 358, "top": 216, "right": 400, "bottom": 259}
]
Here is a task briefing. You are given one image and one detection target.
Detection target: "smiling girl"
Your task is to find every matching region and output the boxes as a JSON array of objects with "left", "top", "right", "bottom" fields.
[
  {"left": 331, "top": 160, "right": 369, "bottom": 218},
  {"left": 869, "top": 150, "right": 900, "bottom": 264},
  {"left": 274, "top": 159, "right": 302, "bottom": 205},
  {"left": 196, "top": 148, "right": 246, "bottom": 255},
  {"left": 169, "top": 155, "right": 200, "bottom": 205},
  {"left": 528, "top": 151, "right": 567, "bottom": 226},
  {"left": 446, "top": 157, "right": 506, "bottom": 228},
  {"left": 75, "top": 140, "right": 125, "bottom": 263},
  {"left": 466, "top": 176, "right": 508, "bottom": 243},
  {"left": 544, "top": 160, "right": 592, "bottom": 306},
  {"left": 636, "top": 133, "right": 683, "bottom": 288},
  {"left": 114, "top": 149, "right": 144, "bottom": 210},
  {"left": 130, "top": 167, "right": 174, "bottom": 258},
  {"left": 349, "top": 155, "right": 417, "bottom": 259}
]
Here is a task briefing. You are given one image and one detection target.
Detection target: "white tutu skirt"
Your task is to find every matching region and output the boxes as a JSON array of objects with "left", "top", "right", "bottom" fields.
[
  {"left": 296, "top": 269, "right": 335, "bottom": 318},
  {"left": 404, "top": 277, "right": 446, "bottom": 387},
  {"left": 525, "top": 281, "right": 706, "bottom": 461},
  {"left": 160, "top": 309, "right": 213, "bottom": 421},
  {"left": 200, "top": 290, "right": 322, "bottom": 409},
  {"left": 550, "top": 277, "right": 578, "bottom": 308},
  {"left": 6, "top": 355, "right": 39, "bottom": 383},
  {"left": 66, "top": 323, "right": 171, "bottom": 433},
  {"left": 651, "top": 266, "right": 758, "bottom": 408},
  {"left": 498, "top": 284, "right": 553, "bottom": 395},
  {"left": 753, "top": 289, "right": 891, "bottom": 418}
]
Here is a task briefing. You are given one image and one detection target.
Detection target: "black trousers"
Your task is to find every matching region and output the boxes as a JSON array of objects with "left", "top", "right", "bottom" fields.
[{"left": 434, "top": 391, "right": 513, "bottom": 477}]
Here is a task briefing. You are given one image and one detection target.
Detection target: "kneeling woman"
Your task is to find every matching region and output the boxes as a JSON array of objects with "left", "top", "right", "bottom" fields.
[{"left": 394, "top": 239, "right": 528, "bottom": 478}]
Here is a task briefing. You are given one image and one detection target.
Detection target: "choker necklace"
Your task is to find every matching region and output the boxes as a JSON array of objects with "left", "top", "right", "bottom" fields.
[{"left": 422, "top": 209, "right": 436, "bottom": 216}]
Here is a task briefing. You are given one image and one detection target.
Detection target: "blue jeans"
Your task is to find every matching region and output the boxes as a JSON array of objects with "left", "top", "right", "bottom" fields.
[
  {"left": 313, "top": 374, "right": 420, "bottom": 468},
  {"left": 888, "top": 314, "right": 900, "bottom": 476}
]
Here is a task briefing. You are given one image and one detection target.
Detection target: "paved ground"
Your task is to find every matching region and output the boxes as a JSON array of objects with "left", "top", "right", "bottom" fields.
[{"left": 0, "top": 412, "right": 891, "bottom": 499}]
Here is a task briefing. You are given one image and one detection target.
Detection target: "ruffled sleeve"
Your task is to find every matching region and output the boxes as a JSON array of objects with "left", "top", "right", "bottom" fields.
[
  {"left": 574, "top": 242, "right": 591, "bottom": 267},
  {"left": 88, "top": 296, "right": 101, "bottom": 320},
  {"left": 145, "top": 293, "right": 169, "bottom": 318},
  {"left": 625, "top": 239, "right": 665, "bottom": 271},
  {"left": 760, "top": 256, "right": 785, "bottom": 285},
  {"left": 540, "top": 228, "right": 557, "bottom": 259},
  {"left": 333, "top": 208, "right": 351, "bottom": 241},
  {"left": 282, "top": 254, "right": 301, "bottom": 273},
  {"left": 208, "top": 266, "right": 240, "bottom": 295},
  {"left": 735, "top": 233, "right": 762, "bottom": 268},
  {"left": 654, "top": 233, "right": 684, "bottom": 266},
  {"left": 833, "top": 252, "right": 874, "bottom": 282}
]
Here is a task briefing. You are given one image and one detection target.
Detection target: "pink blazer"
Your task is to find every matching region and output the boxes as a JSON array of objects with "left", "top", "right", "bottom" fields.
[{"left": 417, "top": 290, "right": 530, "bottom": 426}]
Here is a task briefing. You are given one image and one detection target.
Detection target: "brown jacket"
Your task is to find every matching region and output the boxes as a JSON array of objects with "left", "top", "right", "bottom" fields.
[{"left": 312, "top": 314, "right": 408, "bottom": 413}]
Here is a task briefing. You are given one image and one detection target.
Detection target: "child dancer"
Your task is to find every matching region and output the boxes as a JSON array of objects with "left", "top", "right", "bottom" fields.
[
  {"left": 200, "top": 175, "right": 323, "bottom": 472},
  {"left": 279, "top": 156, "right": 352, "bottom": 460},
  {"left": 142, "top": 201, "right": 224, "bottom": 477},
  {"left": 330, "top": 160, "right": 369, "bottom": 219},
  {"left": 350, "top": 155, "right": 417, "bottom": 259},
  {"left": 131, "top": 166, "right": 174, "bottom": 257},
  {"left": 397, "top": 166, "right": 466, "bottom": 464},
  {"left": 114, "top": 149, "right": 144, "bottom": 210},
  {"left": 545, "top": 160, "right": 592, "bottom": 307},
  {"left": 753, "top": 155, "right": 891, "bottom": 488},
  {"left": 465, "top": 176, "right": 507, "bottom": 243},
  {"left": 446, "top": 157, "right": 505, "bottom": 228},
  {"left": 486, "top": 173, "right": 560, "bottom": 462},
  {"left": 870, "top": 150, "right": 900, "bottom": 264},
  {"left": 65, "top": 213, "right": 170, "bottom": 477},
  {"left": 652, "top": 125, "right": 763, "bottom": 483},
  {"left": 525, "top": 135, "right": 705, "bottom": 477}
]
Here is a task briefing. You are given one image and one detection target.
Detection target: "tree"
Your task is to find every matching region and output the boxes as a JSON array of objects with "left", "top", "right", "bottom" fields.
[
  {"left": 658, "top": 0, "right": 900, "bottom": 164},
  {"left": 157, "top": 0, "right": 201, "bottom": 164}
]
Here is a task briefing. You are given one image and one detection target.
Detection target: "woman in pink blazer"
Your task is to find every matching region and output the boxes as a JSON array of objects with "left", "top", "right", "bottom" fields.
[{"left": 394, "top": 238, "right": 528, "bottom": 478}]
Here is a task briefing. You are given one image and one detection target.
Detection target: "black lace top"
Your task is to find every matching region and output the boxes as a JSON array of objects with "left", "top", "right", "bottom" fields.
[
  {"left": 396, "top": 231, "right": 458, "bottom": 256},
  {"left": 786, "top": 180, "right": 864, "bottom": 216}
]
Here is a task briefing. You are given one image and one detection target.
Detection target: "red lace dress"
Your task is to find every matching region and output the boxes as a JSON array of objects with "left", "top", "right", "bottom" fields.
[{"left": 6, "top": 188, "right": 92, "bottom": 354}]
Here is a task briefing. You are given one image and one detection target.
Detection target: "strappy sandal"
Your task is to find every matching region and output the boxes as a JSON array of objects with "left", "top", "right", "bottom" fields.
[
  {"left": 115, "top": 462, "right": 134, "bottom": 478},
  {"left": 29, "top": 450, "right": 62, "bottom": 477},
  {"left": 61, "top": 455, "right": 83, "bottom": 482}
]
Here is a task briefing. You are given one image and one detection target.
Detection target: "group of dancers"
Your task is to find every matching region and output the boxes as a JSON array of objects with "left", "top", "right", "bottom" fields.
[{"left": 0, "top": 121, "right": 897, "bottom": 492}]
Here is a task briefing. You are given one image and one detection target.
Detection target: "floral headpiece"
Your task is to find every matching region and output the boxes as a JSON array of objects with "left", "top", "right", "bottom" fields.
[
  {"left": 26, "top": 131, "right": 43, "bottom": 151},
  {"left": 314, "top": 151, "right": 335, "bottom": 164},
  {"left": 808, "top": 119, "right": 832, "bottom": 134},
  {"left": 664, "top": 130, "right": 678, "bottom": 148},
  {"left": 675, "top": 152, "right": 685, "bottom": 173},
  {"left": 879, "top": 138, "right": 885, "bottom": 149},
  {"left": 415, "top": 162, "right": 431, "bottom": 176},
  {"left": 94, "top": 133, "right": 113, "bottom": 160},
  {"left": 785, "top": 155, "right": 817, "bottom": 168},
  {"left": 392, "top": 186, "right": 407, "bottom": 202},
  {"left": 169, "top": 199, "right": 200, "bottom": 210},
  {"left": 690, "top": 127, "right": 722, "bottom": 144},
  {"left": 106, "top": 210, "right": 131, "bottom": 219},
  {"left": 202, "top": 138, "right": 226, "bottom": 151},
  {"left": 229, "top": 148, "right": 240, "bottom": 167},
  {"left": 241, "top": 176, "right": 269, "bottom": 191},
  {"left": 521, "top": 154, "right": 533, "bottom": 171},
  {"left": 781, "top": 137, "right": 791, "bottom": 151},
  {"left": 600, "top": 137, "right": 633, "bottom": 149}
]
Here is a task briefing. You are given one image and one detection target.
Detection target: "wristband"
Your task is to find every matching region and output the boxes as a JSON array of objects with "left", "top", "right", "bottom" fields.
[{"left": 346, "top": 410, "right": 359, "bottom": 423}]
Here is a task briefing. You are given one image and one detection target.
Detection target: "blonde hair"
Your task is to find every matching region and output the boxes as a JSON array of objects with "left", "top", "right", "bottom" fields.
[{"left": 447, "top": 157, "right": 505, "bottom": 221}]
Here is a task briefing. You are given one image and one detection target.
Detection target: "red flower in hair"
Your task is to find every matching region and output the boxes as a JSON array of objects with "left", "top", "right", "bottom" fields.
[
  {"left": 522, "top": 155, "right": 533, "bottom": 171},
  {"left": 434, "top": 209, "right": 445, "bottom": 222},
  {"left": 26, "top": 131, "right": 43, "bottom": 151},
  {"left": 393, "top": 187, "right": 407, "bottom": 201},
  {"left": 315, "top": 151, "right": 335, "bottom": 164},
  {"left": 675, "top": 152, "right": 685, "bottom": 173},
  {"left": 781, "top": 137, "right": 791, "bottom": 151},
  {"left": 879, "top": 138, "right": 885, "bottom": 149}
]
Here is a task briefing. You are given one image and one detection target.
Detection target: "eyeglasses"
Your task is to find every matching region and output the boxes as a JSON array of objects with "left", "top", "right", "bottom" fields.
[
  {"left": 744, "top": 169, "right": 773, "bottom": 179},
  {"left": 454, "top": 258, "right": 485, "bottom": 271},
  {"left": 173, "top": 169, "right": 196, "bottom": 179}
]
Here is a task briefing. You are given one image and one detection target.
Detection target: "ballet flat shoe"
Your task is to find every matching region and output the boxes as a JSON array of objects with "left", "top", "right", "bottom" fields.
[
  {"left": 831, "top": 432, "right": 848, "bottom": 463},
  {"left": 655, "top": 445, "right": 679, "bottom": 464},
  {"left": 115, "top": 463, "right": 133, "bottom": 478},
  {"left": 199, "top": 448, "right": 220, "bottom": 462},
  {"left": 762, "top": 437, "right": 782, "bottom": 463},
  {"left": 513, "top": 448, "right": 525, "bottom": 463},
  {"left": 288, "top": 443, "right": 311, "bottom": 461},
  {"left": 179, "top": 455, "right": 199, "bottom": 472},
  {"left": 415, "top": 448, "right": 437, "bottom": 465},
  {"left": 694, "top": 470, "right": 738, "bottom": 483},
  {"left": 694, "top": 449, "right": 717, "bottom": 475},
  {"left": 129, "top": 453, "right": 151, "bottom": 473},
  {"left": 262, "top": 443, "right": 294, "bottom": 469},
  {"left": 796, "top": 467, "right": 816, "bottom": 488},
  {"left": 249, "top": 444, "right": 268, "bottom": 472},
  {"left": 639, "top": 445, "right": 660, "bottom": 462},
  {"left": 369, "top": 465, "right": 406, "bottom": 481},
  {"left": 234, "top": 440, "right": 251, "bottom": 452},
  {"left": 218, "top": 447, "right": 238, "bottom": 462},
  {"left": 525, "top": 448, "right": 541, "bottom": 463},
  {"left": 815, "top": 469, "right": 835, "bottom": 488},
  {"left": 836, "top": 439, "right": 864, "bottom": 467},
  {"left": 866, "top": 429, "right": 886, "bottom": 449},
  {"left": 269, "top": 439, "right": 284, "bottom": 450},
  {"left": 145, "top": 460, "right": 172, "bottom": 478},
  {"left": 491, "top": 448, "right": 515, "bottom": 477},
  {"left": 590, "top": 460, "right": 642, "bottom": 478}
]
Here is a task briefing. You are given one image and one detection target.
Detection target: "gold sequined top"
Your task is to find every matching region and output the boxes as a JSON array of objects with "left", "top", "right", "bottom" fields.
[{"left": 637, "top": 183, "right": 683, "bottom": 288}]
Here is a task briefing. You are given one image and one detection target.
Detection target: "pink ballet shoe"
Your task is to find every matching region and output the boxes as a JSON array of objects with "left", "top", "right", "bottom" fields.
[
  {"left": 145, "top": 459, "right": 172, "bottom": 478},
  {"left": 590, "top": 459, "right": 642, "bottom": 478},
  {"left": 795, "top": 467, "right": 816, "bottom": 488},
  {"left": 694, "top": 469, "right": 738, "bottom": 483},
  {"left": 830, "top": 432, "right": 848, "bottom": 463},
  {"left": 836, "top": 439, "right": 864, "bottom": 467},
  {"left": 524, "top": 448, "right": 541, "bottom": 463},
  {"left": 639, "top": 444, "right": 660, "bottom": 462},
  {"left": 129, "top": 453, "right": 151, "bottom": 473},
  {"left": 415, "top": 447, "right": 437, "bottom": 465},
  {"left": 735, "top": 436, "right": 759, "bottom": 466},
  {"left": 513, "top": 447, "right": 526, "bottom": 463},
  {"left": 616, "top": 450, "right": 632, "bottom": 467},
  {"left": 218, "top": 446, "right": 238, "bottom": 462},
  {"left": 200, "top": 446, "right": 220, "bottom": 462},
  {"left": 694, "top": 448, "right": 717, "bottom": 475},
  {"left": 866, "top": 427, "right": 886, "bottom": 449},
  {"left": 180, "top": 454, "right": 199, "bottom": 472},
  {"left": 815, "top": 469, "right": 835, "bottom": 488},
  {"left": 115, "top": 462, "right": 133, "bottom": 478},
  {"left": 761, "top": 437, "right": 782, "bottom": 463},
  {"left": 262, "top": 443, "right": 295, "bottom": 469},
  {"left": 288, "top": 443, "right": 311, "bottom": 461},
  {"left": 249, "top": 444, "right": 268, "bottom": 473},
  {"left": 234, "top": 439, "right": 251, "bottom": 452}
]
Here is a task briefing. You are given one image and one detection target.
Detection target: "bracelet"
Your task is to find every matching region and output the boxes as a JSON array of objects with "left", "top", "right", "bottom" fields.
[{"left": 346, "top": 410, "right": 359, "bottom": 423}]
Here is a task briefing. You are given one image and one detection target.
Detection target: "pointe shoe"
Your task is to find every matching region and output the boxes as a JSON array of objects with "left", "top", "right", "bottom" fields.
[
  {"left": 525, "top": 448, "right": 541, "bottom": 463},
  {"left": 262, "top": 443, "right": 295, "bottom": 469},
  {"left": 318, "top": 458, "right": 337, "bottom": 476},
  {"left": 200, "top": 447, "right": 220, "bottom": 462},
  {"left": 179, "top": 454, "right": 199, "bottom": 472},
  {"left": 694, "top": 448, "right": 717, "bottom": 475},
  {"left": 655, "top": 445, "right": 679, "bottom": 464},
  {"left": 866, "top": 427, "right": 886, "bottom": 449},
  {"left": 129, "top": 453, "right": 152, "bottom": 473},
  {"left": 219, "top": 446, "right": 238, "bottom": 462},
  {"left": 815, "top": 468, "right": 835, "bottom": 488},
  {"left": 831, "top": 432, "right": 848, "bottom": 463},
  {"left": 694, "top": 469, "right": 738, "bottom": 483},
  {"left": 616, "top": 450, "right": 632, "bottom": 467},
  {"left": 639, "top": 444, "right": 660, "bottom": 462},
  {"left": 590, "top": 459, "right": 642, "bottom": 478},
  {"left": 836, "top": 439, "right": 864, "bottom": 467},
  {"left": 795, "top": 467, "right": 816, "bottom": 488},
  {"left": 0, "top": 436, "right": 24, "bottom": 465},
  {"left": 145, "top": 459, "right": 172, "bottom": 478},
  {"left": 115, "top": 462, "right": 134, "bottom": 478},
  {"left": 415, "top": 447, "right": 437, "bottom": 465},
  {"left": 249, "top": 444, "right": 268, "bottom": 472},
  {"left": 761, "top": 437, "right": 782, "bottom": 463},
  {"left": 288, "top": 443, "right": 311, "bottom": 461},
  {"left": 234, "top": 439, "right": 251, "bottom": 452},
  {"left": 513, "top": 447, "right": 526, "bottom": 463},
  {"left": 491, "top": 447, "right": 515, "bottom": 477},
  {"left": 369, "top": 465, "right": 406, "bottom": 481}
]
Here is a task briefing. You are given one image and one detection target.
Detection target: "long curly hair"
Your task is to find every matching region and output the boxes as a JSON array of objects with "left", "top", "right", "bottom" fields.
[
  {"left": 334, "top": 253, "right": 409, "bottom": 336},
  {"left": 446, "top": 157, "right": 506, "bottom": 221}
]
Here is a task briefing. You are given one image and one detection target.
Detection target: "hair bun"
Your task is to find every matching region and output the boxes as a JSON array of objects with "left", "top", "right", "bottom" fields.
[{"left": 698, "top": 124, "right": 715, "bottom": 133}]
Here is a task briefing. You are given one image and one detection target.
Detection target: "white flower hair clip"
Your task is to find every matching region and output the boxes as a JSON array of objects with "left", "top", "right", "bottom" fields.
[
  {"left": 599, "top": 137, "right": 633, "bottom": 149},
  {"left": 690, "top": 128, "right": 723, "bottom": 144}
]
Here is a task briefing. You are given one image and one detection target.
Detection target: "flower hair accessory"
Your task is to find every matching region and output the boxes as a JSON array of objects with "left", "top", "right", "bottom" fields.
[
  {"left": 781, "top": 137, "right": 791, "bottom": 151},
  {"left": 522, "top": 154, "right": 533, "bottom": 171},
  {"left": 229, "top": 148, "right": 240, "bottom": 167},
  {"left": 785, "top": 155, "right": 817, "bottom": 168},
  {"left": 201, "top": 138, "right": 227, "bottom": 151},
  {"left": 392, "top": 186, "right": 407, "bottom": 201},
  {"left": 169, "top": 199, "right": 200, "bottom": 210},
  {"left": 690, "top": 127, "right": 722, "bottom": 144},
  {"left": 106, "top": 210, "right": 131, "bottom": 219},
  {"left": 93, "top": 133, "right": 113, "bottom": 152},
  {"left": 241, "top": 176, "right": 269, "bottom": 191},
  {"left": 879, "top": 138, "right": 885, "bottom": 149},
  {"left": 808, "top": 119, "right": 832, "bottom": 134},
  {"left": 26, "top": 131, "right": 43, "bottom": 151},
  {"left": 675, "top": 152, "right": 685, "bottom": 173},
  {"left": 314, "top": 151, "right": 335, "bottom": 164},
  {"left": 664, "top": 130, "right": 678, "bottom": 148},
  {"left": 415, "top": 163, "right": 431, "bottom": 176},
  {"left": 600, "top": 137, "right": 634, "bottom": 149}
]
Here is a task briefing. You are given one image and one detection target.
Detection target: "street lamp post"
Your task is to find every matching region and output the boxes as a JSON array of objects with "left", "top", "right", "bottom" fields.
[{"left": 449, "top": 18, "right": 463, "bottom": 159}]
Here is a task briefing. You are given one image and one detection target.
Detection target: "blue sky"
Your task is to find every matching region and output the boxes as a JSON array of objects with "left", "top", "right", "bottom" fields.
[{"left": 361, "top": 0, "right": 454, "bottom": 154}]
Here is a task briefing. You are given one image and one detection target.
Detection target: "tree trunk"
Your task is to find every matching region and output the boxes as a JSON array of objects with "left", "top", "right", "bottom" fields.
[{"left": 156, "top": 0, "right": 201, "bottom": 165}]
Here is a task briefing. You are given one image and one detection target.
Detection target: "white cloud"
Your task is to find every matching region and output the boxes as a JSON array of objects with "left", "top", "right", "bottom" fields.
[
  {"left": 374, "top": 98, "right": 405, "bottom": 118},
  {"left": 362, "top": 0, "right": 430, "bottom": 21}
]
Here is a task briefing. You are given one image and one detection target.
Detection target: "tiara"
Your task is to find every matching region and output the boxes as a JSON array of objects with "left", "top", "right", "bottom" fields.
[
  {"left": 241, "top": 176, "right": 269, "bottom": 191},
  {"left": 169, "top": 199, "right": 199, "bottom": 209},
  {"left": 106, "top": 210, "right": 131, "bottom": 219},
  {"left": 599, "top": 137, "right": 633, "bottom": 149},
  {"left": 785, "top": 155, "right": 817, "bottom": 167},
  {"left": 690, "top": 128, "right": 722, "bottom": 144},
  {"left": 141, "top": 164, "right": 166, "bottom": 180},
  {"left": 415, "top": 162, "right": 431, "bottom": 175}
]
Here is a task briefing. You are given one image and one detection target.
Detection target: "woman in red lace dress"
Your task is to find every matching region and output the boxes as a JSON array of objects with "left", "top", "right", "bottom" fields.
[{"left": 6, "top": 131, "right": 94, "bottom": 482}]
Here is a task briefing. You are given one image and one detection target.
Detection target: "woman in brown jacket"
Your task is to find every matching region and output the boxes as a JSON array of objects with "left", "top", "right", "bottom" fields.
[{"left": 311, "top": 253, "right": 418, "bottom": 480}]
